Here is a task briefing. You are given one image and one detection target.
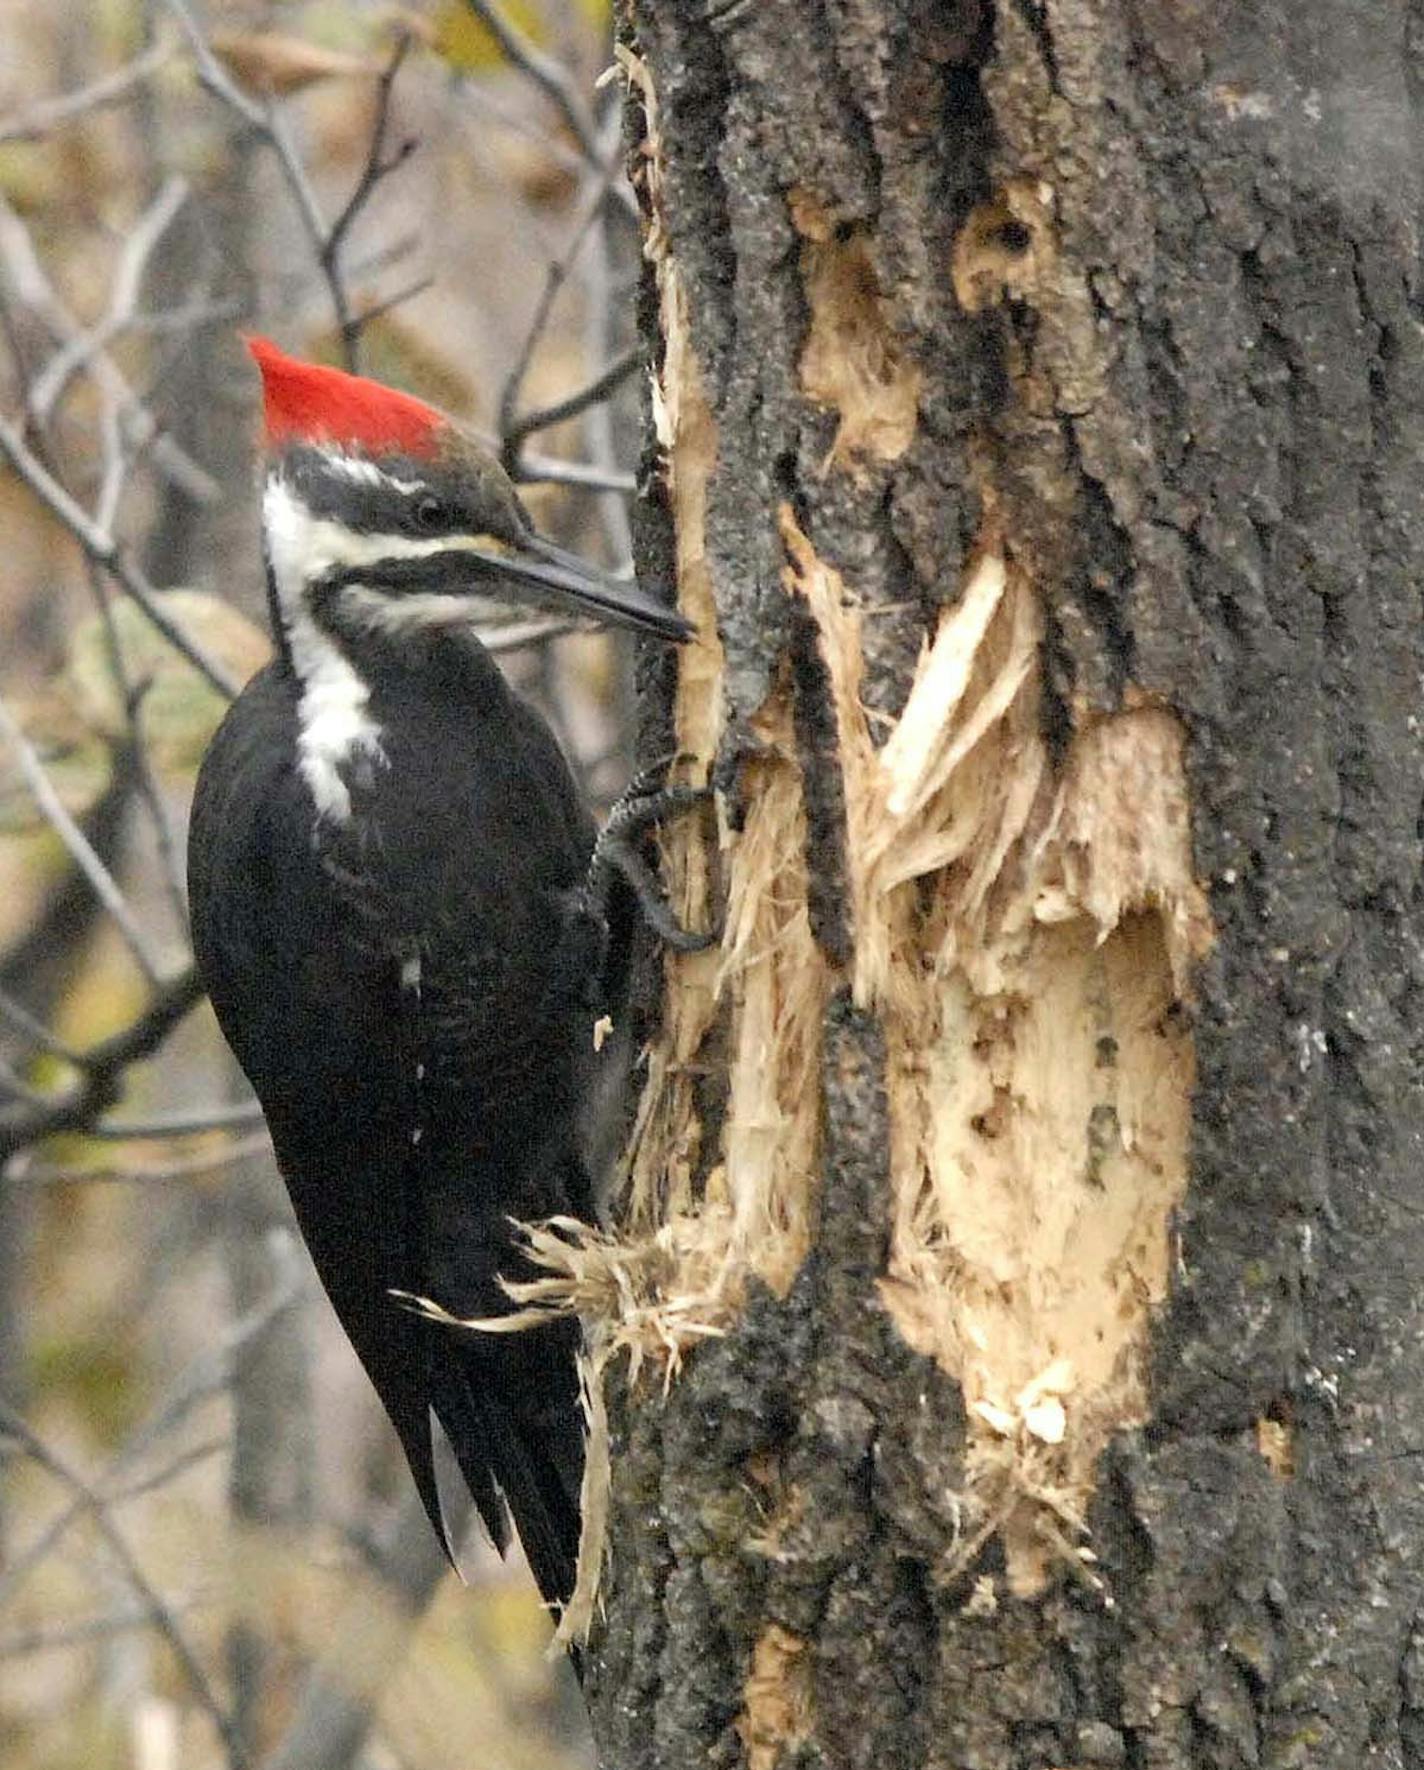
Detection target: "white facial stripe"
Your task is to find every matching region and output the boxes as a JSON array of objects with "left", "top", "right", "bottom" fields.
[
  {"left": 260, "top": 475, "right": 519, "bottom": 822},
  {"left": 323, "top": 453, "right": 423, "bottom": 494},
  {"left": 263, "top": 477, "right": 507, "bottom": 620},
  {"left": 340, "top": 585, "right": 526, "bottom": 635}
]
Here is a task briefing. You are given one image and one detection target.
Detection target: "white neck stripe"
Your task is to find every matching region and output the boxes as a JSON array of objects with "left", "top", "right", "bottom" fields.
[
  {"left": 263, "top": 477, "right": 384, "bottom": 824},
  {"left": 260, "top": 473, "right": 520, "bottom": 824}
]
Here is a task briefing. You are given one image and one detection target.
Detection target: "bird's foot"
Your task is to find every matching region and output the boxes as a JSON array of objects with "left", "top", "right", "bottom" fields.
[{"left": 585, "top": 762, "right": 716, "bottom": 953}]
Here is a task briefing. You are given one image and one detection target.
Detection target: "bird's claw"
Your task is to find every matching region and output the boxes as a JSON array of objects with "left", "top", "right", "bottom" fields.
[{"left": 585, "top": 769, "right": 716, "bottom": 952}]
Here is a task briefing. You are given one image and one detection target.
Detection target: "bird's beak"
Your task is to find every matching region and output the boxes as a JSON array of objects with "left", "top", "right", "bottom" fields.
[{"left": 454, "top": 532, "right": 695, "bottom": 643}]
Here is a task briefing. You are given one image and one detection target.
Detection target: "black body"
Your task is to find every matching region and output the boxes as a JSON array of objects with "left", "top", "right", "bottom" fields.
[{"left": 189, "top": 623, "right": 624, "bottom": 1611}]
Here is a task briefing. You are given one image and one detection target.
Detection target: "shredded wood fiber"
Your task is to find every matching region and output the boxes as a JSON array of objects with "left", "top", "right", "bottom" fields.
[{"left": 442, "top": 60, "right": 1216, "bottom": 1643}]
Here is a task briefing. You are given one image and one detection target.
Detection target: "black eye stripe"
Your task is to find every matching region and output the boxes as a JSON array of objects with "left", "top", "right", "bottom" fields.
[{"left": 278, "top": 444, "right": 530, "bottom": 548}]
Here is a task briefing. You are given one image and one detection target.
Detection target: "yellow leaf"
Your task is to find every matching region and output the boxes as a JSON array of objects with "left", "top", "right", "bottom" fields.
[{"left": 432, "top": 0, "right": 548, "bottom": 74}]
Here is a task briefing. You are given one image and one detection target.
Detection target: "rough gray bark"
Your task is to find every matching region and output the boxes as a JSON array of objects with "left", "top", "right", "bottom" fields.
[{"left": 588, "top": 4, "right": 1424, "bottom": 1768}]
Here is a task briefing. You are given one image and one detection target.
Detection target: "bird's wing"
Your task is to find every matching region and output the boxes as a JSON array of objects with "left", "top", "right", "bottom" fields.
[
  {"left": 188, "top": 663, "right": 453, "bottom": 1547},
  {"left": 189, "top": 663, "right": 589, "bottom": 1606}
]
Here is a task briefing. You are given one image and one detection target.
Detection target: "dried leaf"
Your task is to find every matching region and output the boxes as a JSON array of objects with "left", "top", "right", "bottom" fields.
[{"left": 210, "top": 31, "right": 382, "bottom": 97}]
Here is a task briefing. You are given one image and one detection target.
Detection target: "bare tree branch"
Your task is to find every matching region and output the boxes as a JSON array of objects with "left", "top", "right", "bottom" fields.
[
  {"left": 83, "top": 561, "right": 191, "bottom": 928},
  {"left": 7, "top": 1131, "right": 270, "bottom": 1188},
  {"left": 501, "top": 343, "right": 641, "bottom": 456},
  {"left": 497, "top": 145, "right": 624, "bottom": 467},
  {"left": 0, "top": 40, "right": 175, "bottom": 143},
  {"left": 165, "top": 0, "right": 417, "bottom": 372},
  {"left": 0, "top": 194, "right": 218, "bottom": 501},
  {"left": 0, "top": 969, "right": 204, "bottom": 1160},
  {"left": 0, "top": 1596, "right": 211, "bottom": 1660},
  {"left": 28, "top": 178, "right": 192, "bottom": 420},
  {"left": 511, "top": 450, "right": 635, "bottom": 494},
  {"left": 458, "top": 0, "right": 603, "bottom": 170},
  {"left": 0, "top": 695, "right": 164, "bottom": 986},
  {"left": 344, "top": 273, "right": 435, "bottom": 338},
  {"left": 83, "top": 1102, "right": 268, "bottom": 1140},
  {"left": 322, "top": 34, "right": 419, "bottom": 368},
  {"left": 0, "top": 1399, "right": 249, "bottom": 1768},
  {"left": 106, "top": 1435, "right": 229, "bottom": 1505},
  {"left": 0, "top": 412, "right": 241, "bottom": 695}
]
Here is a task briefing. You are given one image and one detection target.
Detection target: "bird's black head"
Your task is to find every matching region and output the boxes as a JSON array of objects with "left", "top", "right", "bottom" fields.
[{"left": 248, "top": 336, "right": 692, "bottom": 653}]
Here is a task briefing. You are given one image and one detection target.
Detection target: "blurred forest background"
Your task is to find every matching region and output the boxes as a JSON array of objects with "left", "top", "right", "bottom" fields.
[{"left": 0, "top": 2, "right": 644, "bottom": 1765}]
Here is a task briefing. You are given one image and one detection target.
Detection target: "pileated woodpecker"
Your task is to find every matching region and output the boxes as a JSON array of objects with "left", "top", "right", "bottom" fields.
[{"left": 188, "top": 337, "right": 694, "bottom": 1618}]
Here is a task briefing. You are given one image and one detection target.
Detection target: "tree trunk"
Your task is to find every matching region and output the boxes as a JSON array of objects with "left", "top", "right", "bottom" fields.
[{"left": 580, "top": 3, "right": 1424, "bottom": 1767}]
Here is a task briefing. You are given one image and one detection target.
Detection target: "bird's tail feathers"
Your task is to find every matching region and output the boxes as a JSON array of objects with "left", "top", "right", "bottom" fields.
[{"left": 427, "top": 1327, "right": 584, "bottom": 1621}]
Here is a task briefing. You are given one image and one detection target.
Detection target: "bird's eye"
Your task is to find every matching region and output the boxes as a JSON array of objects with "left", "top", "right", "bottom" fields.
[{"left": 413, "top": 494, "right": 445, "bottom": 532}]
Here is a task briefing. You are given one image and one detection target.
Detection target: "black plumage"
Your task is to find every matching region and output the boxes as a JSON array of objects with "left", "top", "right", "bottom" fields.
[
  {"left": 189, "top": 624, "right": 625, "bottom": 1613},
  {"left": 188, "top": 339, "right": 696, "bottom": 1626}
]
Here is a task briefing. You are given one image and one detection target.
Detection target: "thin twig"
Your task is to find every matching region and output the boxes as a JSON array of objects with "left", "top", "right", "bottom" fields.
[
  {"left": 483, "top": 615, "right": 583, "bottom": 653},
  {"left": 0, "top": 697, "right": 164, "bottom": 986},
  {"left": 165, "top": 2, "right": 342, "bottom": 286},
  {"left": 497, "top": 146, "right": 624, "bottom": 463},
  {"left": 322, "top": 34, "right": 418, "bottom": 368},
  {"left": 502, "top": 343, "right": 641, "bottom": 453},
  {"left": 347, "top": 274, "right": 435, "bottom": 336},
  {"left": 165, "top": 0, "right": 416, "bottom": 372},
  {"left": 29, "top": 177, "right": 191, "bottom": 420},
  {"left": 0, "top": 194, "right": 217, "bottom": 501},
  {"left": 107, "top": 1435, "right": 230, "bottom": 1505},
  {"left": 0, "top": 1597, "right": 212, "bottom": 1660},
  {"left": 0, "top": 969, "right": 204, "bottom": 1160},
  {"left": 82, "top": 561, "right": 190, "bottom": 927},
  {"left": 0, "top": 1400, "right": 250, "bottom": 1769},
  {"left": 8, "top": 1131, "right": 271, "bottom": 1188},
  {"left": 0, "top": 412, "right": 240, "bottom": 695},
  {"left": 0, "top": 39, "right": 175, "bottom": 143},
  {"left": 511, "top": 450, "right": 635, "bottom": 493},
  {"left": 131, "top": 294, "right": 246, "bottom": 336},
  {"left": 85, "top": 1101, "right": 267, "bottom": 1141},
  {"left": 459, "top": 0, "right": 603, "bottom": 168}
]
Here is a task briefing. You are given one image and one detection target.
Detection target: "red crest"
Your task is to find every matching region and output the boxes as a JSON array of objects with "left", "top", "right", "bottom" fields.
[{"left": 246, "top": 335, "right": 444, "bottom": 457}]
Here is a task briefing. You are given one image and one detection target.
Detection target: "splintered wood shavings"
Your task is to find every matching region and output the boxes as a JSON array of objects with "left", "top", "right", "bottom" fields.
[
  {"left": 617, "top": 46, "right": 723, "bottom": 1235},
  {"left": 778, "top": 505, "right": 1210, "bottom": 1596},
  {"left": 553, "top": 1347, "right": 609, "bottom": 1649},
  {"left": 878, "top": 551, "right": 1007, "bottom": 820},
  {"left": 715, "top": 694, "right": 826, "bottom": 1291}
]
